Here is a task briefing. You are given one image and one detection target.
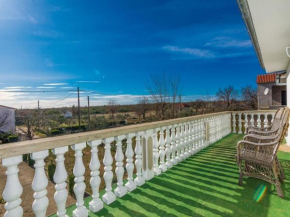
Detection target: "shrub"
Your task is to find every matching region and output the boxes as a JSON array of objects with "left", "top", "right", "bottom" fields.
[
  {"left": 48, "top": 161, "right": 56, "bottom": 182},
  {"left": 28, "top": 154, "right": 35, "bottom": 166},
  {"left": 8, "top": 135, "right": 18, "bottom": 143},
  {"left": 68, "top": 174, "right": 75, "bottom": 198},
  {"left": 49, "top": 129, "right": 62, "bottom": 136}
]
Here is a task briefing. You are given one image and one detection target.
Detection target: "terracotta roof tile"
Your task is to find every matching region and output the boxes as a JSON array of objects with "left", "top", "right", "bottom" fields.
[{"left": 256, "top": 73, "right": 276, "bottom": 84}]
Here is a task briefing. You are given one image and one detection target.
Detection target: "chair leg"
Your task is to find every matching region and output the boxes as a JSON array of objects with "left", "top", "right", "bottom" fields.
[
  {"left": 276, "top": 184, "right": 284, "bottom": 198},
  {"left": 273, "top": 167, "right": 284, "bottom": 198}
]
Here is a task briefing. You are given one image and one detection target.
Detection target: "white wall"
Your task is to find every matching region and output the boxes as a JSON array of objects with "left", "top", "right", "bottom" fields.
[{"left": 0, "top": 107, "right": 15, "bottom": 133}]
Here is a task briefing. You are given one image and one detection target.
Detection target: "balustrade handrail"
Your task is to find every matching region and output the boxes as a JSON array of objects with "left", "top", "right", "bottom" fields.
[
  {"left": 0, "top": 111, "right": 231, "bottom": 159},
  {"left": 233, "top": 110, "right": 276, "bottom": 114}
]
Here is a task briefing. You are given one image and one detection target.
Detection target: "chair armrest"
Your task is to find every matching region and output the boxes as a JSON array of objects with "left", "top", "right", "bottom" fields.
[{"left": 248, "top": 127, "right": 279, "bottom": 136}]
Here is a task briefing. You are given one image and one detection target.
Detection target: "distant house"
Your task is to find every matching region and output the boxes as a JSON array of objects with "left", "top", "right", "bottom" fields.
[
  {"left": 0, "top": 105, "right": 16, "bottom": 133},
  {"left": 176, "top": 103, "right": 191, "bottom": 111},
  {"left": 257, "top": 73, "right": 286, "bottom": 109},
  {"left": 62, "top": 110, "right": 73, "bottom": 118}
]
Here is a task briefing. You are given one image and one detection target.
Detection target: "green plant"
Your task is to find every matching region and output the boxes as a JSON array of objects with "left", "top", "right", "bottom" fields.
[
  {"left": 68, "top": 174, "right": 75, "bottom": 198},
  {"left": 48, "top": 161, "right": 56, "bottom": 182},
  {"left": 49, "top": 129, "right": 62, "bottom": 136},
  {"left": 0, "top": 195, "right": 5, "bottom": 204},
  {"left": 28, "top": 154, "right": 35, "bottom": 166},
  {"left": 8, "top": 135, "right": 18, "bottom": 143}
]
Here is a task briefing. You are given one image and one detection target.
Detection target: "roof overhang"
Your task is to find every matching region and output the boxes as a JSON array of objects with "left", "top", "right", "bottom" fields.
[{"left": 237, "top": 0, "right": 290, "bottom": 73}]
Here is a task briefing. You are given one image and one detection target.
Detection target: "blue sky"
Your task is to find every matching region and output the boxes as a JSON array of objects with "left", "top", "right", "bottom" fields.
[{"left": 0, "top": 0, "right": 264, "bottom": 108}]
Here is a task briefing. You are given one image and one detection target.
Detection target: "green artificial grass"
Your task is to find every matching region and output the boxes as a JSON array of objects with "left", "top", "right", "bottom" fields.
[{"left": 50, "top": 134, "right": 290, "bottom": 217}]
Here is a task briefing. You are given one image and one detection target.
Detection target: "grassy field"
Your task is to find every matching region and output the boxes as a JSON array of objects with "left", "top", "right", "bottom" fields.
[{"left": 50, "top": 134, "right": 290, "bottom": 217}]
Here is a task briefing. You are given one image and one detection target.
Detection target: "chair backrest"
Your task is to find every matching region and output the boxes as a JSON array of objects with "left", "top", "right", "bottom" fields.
[{"left": 271, "top": 108, "right": 286, "bottom": 130}]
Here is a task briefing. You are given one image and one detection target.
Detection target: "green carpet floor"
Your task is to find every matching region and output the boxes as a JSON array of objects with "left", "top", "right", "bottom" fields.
[{"left": 51, "top": 134, "right": 290, "bottom": 217}]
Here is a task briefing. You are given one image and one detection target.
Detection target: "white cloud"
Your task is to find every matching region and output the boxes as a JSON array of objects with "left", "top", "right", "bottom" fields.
[
  {"left": 61, "top": 86, "right": 74, "bottom": 89},
  {"left": 36, "top": 86, "right": 55, "bottom": 89},
  {"left": 5, "top": 86, "right": 32, "bottom": 89},
  {"left": 27, "top": 15, "right": 38, "bottom": 24},
  {"left": 44, "top": 83, "right": 67, "bottom": 86},
  {"left": 33, "top": 30, "right": 60, "bottom": 38},
  {"left": 163, "top": 46, "right": 215, "bottom": 58},
  {"left": 205, "top": 37, "right": 252, "bottom": 48},
  {"left": 76, "top": 81, "right": 100, "bottom": 83}
]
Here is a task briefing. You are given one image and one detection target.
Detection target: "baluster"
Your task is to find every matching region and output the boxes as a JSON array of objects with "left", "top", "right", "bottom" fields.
[
  {"left": 244, "top": 113, "right": 248, "bottom": 134},
  {"left": 165, "top": 125, "right": 173, "bottom": 168},
  {"left": 179, "top": 124, "right": 185, "bottom": 160},
  {"left": 250, "top": 114, "right": 254, "bottom": 128},
  {"left": 31, "top": 151, "right": 49, "bottom": 217},
  {"left": 125, "top": 133, "right": 137, "bottom": 191},
  {"left": 238, "top": 113, "right": 242, "bottom": 134},
  {"left": 194, "top": 120, "right": 198, "bottom": 152},
  {"left": 153, "top": 128, "right": 161, "bottom": 175},
  {"left": 263, "top": 114, "right": 268, "bottom": 128},
  {"left": 257, "top": 113, "right": 261, "bottom": 128},
  {"left": 171, "top": 125, "right": 178, "bottom": 165},
  {"left": 52, "top": 146, "right": 69, "bottom": 217},
  {"left": 88, "top": 140, "right": 103, "bottom": 211},
  {"left": 2, "top": 156, "right": 23, "bottom": 217},
  {"left": 159, "top": 127, "right": 167, "bottom": 172},
  {"left": 134, "top": 132, "right": 145, "bottom": 186},
  {"left": 113, "top": 135, "right": 127, "bottom": 197},
  {"left": 187, "top": 122, "right": 193, "bottom": 155},
  {"left": 175, "top": 124, "right": 182, "bottom": 162},
  {"left": 232, "top": 113, "right": 236, "bottom": 133},
  {"left": 192, "top": 120, "right": 197, "bottom": 154},
  {"left": 183, "top": 123, "right": 189, "bottom": 158},
  {"left": 71, "top": 143, "right": 88, "bottom": 216},
  {"left": 197, "top": 120, "right": 201, "bottom": 151},
  {"left": 102, "top": 138, "right": 116, "bottom": 204}
]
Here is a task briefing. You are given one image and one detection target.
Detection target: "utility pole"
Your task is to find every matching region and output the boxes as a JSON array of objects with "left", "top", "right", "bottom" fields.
[
  {"left": 77, "top": 87, "right": 81, "bottom": 131},
  {"left": 87, "top": 96, "right": 90, "bottom": 124},
  {"left": 37, "top": 100, "right": 40, "bottom": 131}
]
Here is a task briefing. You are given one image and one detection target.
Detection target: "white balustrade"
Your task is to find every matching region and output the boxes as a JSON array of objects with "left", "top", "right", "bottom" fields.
[
  {"left": 165, "top": 126, "right": 173, "bottom": 168},
  {"left": 153, "top": 128, "right": 161, "bottom": 175},
  {"left": 232, "top": 113, "right": 236, "bottom": 133},
  {"left": 52, "top": 146, "right": 69, "bottom": 217},
  {"left": 125, "top": 133, "right": 137, "bottom": 191},
  {"left": 71, "top": 143, "right": 88, "bottom": 217},
  {"left": 159, "top": 127, "right": 167, "bottom": 172},
  {"left": 2, "top": 156, "right": 23, "bottom": 217},
  {"left": 170, "top": 125, "right": 178, "bottom": 165},
  {"left": 88, "top": 140, "right": 103, "bottom": 212},
  {"left": 257, "top": 114, "right": 261, "bottom": 128},
  {"left": 238, "top": 113, "right": 243, "bottom": 134},
  {"left": 175, "top": 124, "right": 182, "bottom": 162},
  {"left": 31, "top": 150, "right": 49, "bottom": 217},
  {"left": 134, "top": 132, "right": 145, "bottom": 186}
]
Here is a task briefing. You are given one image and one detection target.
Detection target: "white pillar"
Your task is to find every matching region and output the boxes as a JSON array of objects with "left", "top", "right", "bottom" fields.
[
  {"left": 88, "top": 140, "right": 103, "bottom": 212},
  {"left": 257, "top": 113, "right": 261, "bottom": 128},
  {"left": 113, "top": 135, "right": 127, "bottom": 197},
  {"left": 2, "top": 156, "right": 23, "bottom": 217},
  {"left": 71, "top": 143, "right": 88, "bottom": 217},
  {"left": 165, "top": 125, "right": 173, "bottom": 168},
  {"left": 158, "top": 127, "right": 167, "bottom": 172},
  {"left": 238, "top": 113, "right": 242, "bottom": 134},
  {"left": 125, "top": 133, "right": 137, "bottom": 191},
  {"left": 52, "top": 146, "right": 69, "bottom": 217},
  {"left": 153, "top": 128, "right": 161, "bottom": 175},
  {"left": 31, "top": 150, "right": 49, "bottom": 217},
  {"left": 170, "top": 125, "right": 178, "bottom": 165},
  {"left": 232, "top": 113, "right": 236, "bottom": 133},
  {"left": 287, "top": 67, "right": 290, "bottom": 145},
  {"left": 102, "top": 137, "right": 116, "bottom": 204},
  {"left": 134, "top": 132, "right": 145, "bottom": 186},
  {"left": 175, "top": 124, "right": 182, "bottom": 162},
  {"left": 179, "top": 124, "right": 185, "bottom": 160}
]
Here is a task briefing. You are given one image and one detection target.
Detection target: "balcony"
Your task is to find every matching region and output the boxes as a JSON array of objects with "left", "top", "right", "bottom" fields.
[{"left": 0, "top": 110, "right": 289, "bottom": 217}]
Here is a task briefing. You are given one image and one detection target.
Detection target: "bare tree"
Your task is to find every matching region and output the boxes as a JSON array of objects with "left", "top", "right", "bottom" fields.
[
  {"left": 241, "top": 85, "right": 257, "bottom": 110},
  {"left": 0, "top": 109, "right": 10, "bottom": 130},
  {"left": 107, "top": 100, "right": 118, "bottom": 118},
  {"left": 146, "top": 73, "right": 182, "bottom": 120},
  {"left": 134, "top": 97, "right": 150, "bottom": 120},
  {"left": 216, "top": 85, "right": 239, "bottom": 109},
  {"left": 16, "top": 110, "right": 38, "bottom": 140}
]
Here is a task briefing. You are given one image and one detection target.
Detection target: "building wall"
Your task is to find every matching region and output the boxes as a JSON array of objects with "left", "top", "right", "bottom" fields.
[
  {"left": 258, "top": 83, "right": 273, "bottom": 109},
  {"left": 0, "top": 107, "right": 15, "bottom": 133},
  {"left": 272, "top": 85, "right": 286, "bottom": 105}
]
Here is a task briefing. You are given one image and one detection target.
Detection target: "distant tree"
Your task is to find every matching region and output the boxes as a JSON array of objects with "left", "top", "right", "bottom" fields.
[
  {"left": 107, "top": 100, "right": 118, "bottom": 118},
  {"left": 135, "top": 97, "right": 150, "bottom": 120},
  {"left": 193, "top": 99, "right": 205, "bottom": 113},
  {"left": 216, "top": 85, "right": 239, "bottom": 109},
  {"left": 16, "top": 110, "right": 38, "bottom": 140},
  {"left": 0, "top": 109, "right": 10, "bottom": 130},
  {"left": 168, "top": 74, "right": 181, "bottom": 118},
  {"left": 241, "top": 85, "right": 257, "bottom": 110}
]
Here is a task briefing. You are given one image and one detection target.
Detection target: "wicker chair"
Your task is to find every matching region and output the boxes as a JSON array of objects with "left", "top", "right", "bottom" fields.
[
  {"left": 237, "top": 110, "right": 289, "bottom": 198},
  {"left": 246, "top": 107, "right": 286, "bottom": 135}
]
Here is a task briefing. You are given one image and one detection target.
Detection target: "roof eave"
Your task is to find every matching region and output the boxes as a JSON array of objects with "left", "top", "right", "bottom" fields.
[{"left": 237, "top": 0, "right": 265, "bottom": 70}]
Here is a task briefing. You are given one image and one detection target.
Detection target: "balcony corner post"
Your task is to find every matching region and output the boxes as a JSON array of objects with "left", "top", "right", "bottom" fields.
[
  {"left": 134, "top": 132, "right": 146, "bottom": 186},
  {"left": 125, "top": 133, "right": 137, "bottom": 191}
]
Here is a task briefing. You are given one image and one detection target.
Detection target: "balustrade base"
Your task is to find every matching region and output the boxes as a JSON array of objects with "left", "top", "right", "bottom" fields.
[
  {"left": 154, "top": 167, "right": 161, "bottom": 175},
  {"left": 125, "top": 181, "right": 137, "bottom": 192},
  {"left": 159, "top": 164, "right": 167, "bottom": 172},
  {"left": 102, "top": 192, "right": 116, "bottom": 205},
  {"left": 165, "top": 161, "right": 173, "bottom": 169},
  {"left": 171, "top": 158, "right": 178, "bottom": 165},
  {"left": 73, "top": 206, "right": 88, "bottom": 217},
  {"left": 114, "top": 186, "right": 127, "bottom": 198},
  {"left": 89, "top": 198, "right": 103, "bottom": 212},
  {"left": 134, "top": 177, "right": 145, "bottom": 186}
]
